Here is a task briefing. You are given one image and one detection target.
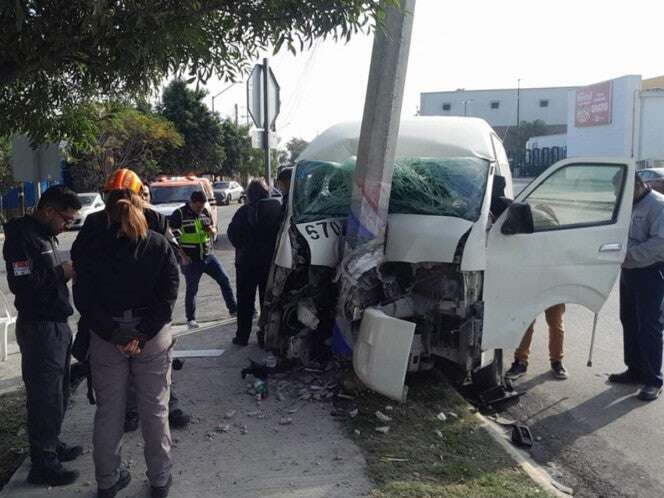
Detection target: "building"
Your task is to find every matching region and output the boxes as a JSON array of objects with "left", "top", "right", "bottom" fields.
[
  {"left": 421, "top": 74, "right": 664, "bottom": 175},
  {"left": 419, "top": 86, "right": 574, "bottom": 138}
]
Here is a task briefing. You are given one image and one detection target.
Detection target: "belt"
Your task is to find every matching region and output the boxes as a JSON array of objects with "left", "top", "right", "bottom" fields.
[{"left": 110, "top": 307, "right": 149, "bottom": 320}]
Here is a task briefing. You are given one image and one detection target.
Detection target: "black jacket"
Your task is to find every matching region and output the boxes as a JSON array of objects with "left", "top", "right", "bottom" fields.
[
  {"left": 227, "top": 198, "right": 282, "bottom": 266},
  {"left": 73, "top": 228, "right": 179, "bottom": 344},
  {"left": 2, "top": 216, "right": 73, "bottom": 321}
]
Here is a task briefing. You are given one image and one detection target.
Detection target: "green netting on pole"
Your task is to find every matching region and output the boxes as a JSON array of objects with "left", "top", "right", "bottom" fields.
[{"left": 292, "top": 157, "right": 489, "bottom": 224}]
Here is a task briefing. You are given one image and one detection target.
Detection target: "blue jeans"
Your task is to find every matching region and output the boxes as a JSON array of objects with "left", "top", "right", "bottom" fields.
[{"left": 181, "top": 255, "right": 237, "bottom": 321}]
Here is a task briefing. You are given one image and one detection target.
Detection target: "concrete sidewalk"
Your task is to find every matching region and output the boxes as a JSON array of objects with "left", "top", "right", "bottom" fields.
[{"left": 0, "top": 321, "right": 372, "bottom": 498}]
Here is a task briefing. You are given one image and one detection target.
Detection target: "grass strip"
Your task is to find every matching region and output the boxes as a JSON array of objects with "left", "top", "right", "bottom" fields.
[{"left": 345, "top": 371, "right": 552, "bottom": 498}]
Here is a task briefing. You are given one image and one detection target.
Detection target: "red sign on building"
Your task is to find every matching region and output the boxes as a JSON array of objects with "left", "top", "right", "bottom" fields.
[{"left": 575, "top": 81, "right": 613, "bottom": 127}]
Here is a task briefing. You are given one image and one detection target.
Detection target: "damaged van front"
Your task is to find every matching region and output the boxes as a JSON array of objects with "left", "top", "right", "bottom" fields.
[{"left": 262, "top": 117, "right": 634, "bottom": 402}]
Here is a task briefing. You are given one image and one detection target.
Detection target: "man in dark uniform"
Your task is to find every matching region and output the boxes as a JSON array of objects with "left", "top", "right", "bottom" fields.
[
  {"left": 3, "top": 185, "right": 83, "bottom": 486},
  {"left": 170, "top": 190, "right": 237, "bottom": 328}
]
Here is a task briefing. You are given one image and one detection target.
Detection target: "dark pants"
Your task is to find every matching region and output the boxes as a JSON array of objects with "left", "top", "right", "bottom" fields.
[
  {"left": 620, "top": 266, "right": 664, "bottom": 388},
  {"left": 235, "top": 264, "right": 270, "bottom": 342},
  {"left": 16, "top": 319, "right": 72, "bottom": 467},
  {"left": 181, "top": 254, "right": 237, "bottom": 321}
]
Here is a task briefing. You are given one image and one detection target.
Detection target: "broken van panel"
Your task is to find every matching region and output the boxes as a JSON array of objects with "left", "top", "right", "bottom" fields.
[{"left": 262, "top": 117, "right": 635, "bottom": 402}]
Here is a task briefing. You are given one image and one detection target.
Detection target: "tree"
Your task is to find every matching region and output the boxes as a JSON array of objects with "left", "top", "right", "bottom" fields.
[
  {"left": 503, "top": 120, "right": 549, "bottom": 158},
  {"left": 0, "top": 136, "right": 17, "bottom": 195},
  {"left": 284, "top": 137, "right": 310, "bottom": 166},
  {"left": 219, "top": 120, "right": 251, "bottom": 177},
  {"left": 67, "top": 105, "right": 183, "bottom": 191},
  {"left": 158, "top": 81, "right": 225, "bottom": 175},
  {"left": 0, "top": 1, "right": 391, "bottom": 143}
]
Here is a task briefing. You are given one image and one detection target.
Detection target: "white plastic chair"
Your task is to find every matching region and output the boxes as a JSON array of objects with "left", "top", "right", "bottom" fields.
[{"left": 0, "top": 290, "right": 16, "bottom": 361}]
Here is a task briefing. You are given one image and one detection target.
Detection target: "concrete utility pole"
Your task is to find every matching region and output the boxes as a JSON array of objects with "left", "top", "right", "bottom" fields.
[
  {"left": 262, "top": 58, "right": 272, "bottom": 186},
  {"left": 333, "top": 0, "right": 416, "bottom": 353},
  {"left": 345, "top": 0, "right": 416, "bottom": 249}
]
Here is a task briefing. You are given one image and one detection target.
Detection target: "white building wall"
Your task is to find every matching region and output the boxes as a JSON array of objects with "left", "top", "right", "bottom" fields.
[
  {"left": 420, "top": 87, "right": 572, "bottom": 127},
  {"left": 638, "top": 90, "right": 664, "bottom": 162},
  {"left": 565, "top": 75, "right": 641, "bottom": 158}
]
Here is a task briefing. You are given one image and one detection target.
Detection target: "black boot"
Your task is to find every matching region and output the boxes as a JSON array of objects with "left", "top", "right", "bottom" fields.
[
  {"left": 27, "top": 463, "right": 79, "bottom": 487},
  {"left": 168, "top": 409, "right": 191, "bottom": 430},
  {"left": 56, "top": 441, "right": 84, "bottom": 462},
  {"left": 124, "top": 411, "right": 139, "bottom": 432},
  {"left": 151, "top": 474, "right": 172, "bottom": 498},
  {"left": 98, "top": 469, "right": 131, "bottom": 498}
]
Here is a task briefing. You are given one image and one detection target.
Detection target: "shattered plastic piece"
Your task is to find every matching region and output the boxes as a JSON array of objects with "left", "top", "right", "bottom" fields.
[
  {"left": 434, "top": 430, "right": 444, "bottom": 438},
  {"left": 436, "top": 412, "right": 447, "bottom": 422},
  {"left": 279, "top": 417, "right": 293, "bottom": 425},
  {"left": 385, "top": 405, "right": 394, "bottom": 411},
  {"left": 224, "top": 410, "right": 237, "bottom": 420},
  {"left": 375, "top": 411, "right": 392, "bottom": 422},
  {"left": 247, "top": 410, "right": 261, "bottom": 417},
  {"left": 448, "top": 411, "right": 459, "bottom": 419},
  {"left": 353, "top": 429, "right": 361, "bottom": 436},
  {"left": 297, "top": 299, "right": 320, "bottom": 329},
  {"left": 349, "top": 409, "right": 359, "bottom": 418},
  {"left": 240, "top": 425, "right": 248, "bottom": 435},
  {"left": 215, "top": 424, "right": 231, "bottom": 433},
  {"left": 286, "top": 408, "right": 299, "bottom": 414},
  {"left": 337, "top": 393, "right": 355, "bottom": 400},
  {"left": 375, "top": 426, "right": 390, "bottom": 434}
]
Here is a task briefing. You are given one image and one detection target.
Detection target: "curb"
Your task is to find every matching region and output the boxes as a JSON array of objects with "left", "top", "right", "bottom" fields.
[{"left": 475, "top": 413, "right": 571, "bottom": 497}]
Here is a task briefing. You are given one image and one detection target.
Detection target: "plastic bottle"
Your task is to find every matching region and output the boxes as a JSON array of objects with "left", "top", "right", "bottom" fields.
[{"left": 254, "top": 378, "right": 268, "bottom": 400}]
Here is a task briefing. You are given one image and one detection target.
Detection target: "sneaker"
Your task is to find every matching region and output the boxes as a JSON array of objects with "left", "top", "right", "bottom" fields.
[
  {"left": 27, "top": 464, "right": 79, "bottom": 487},
  {"left": 505, "top": 360, "right": 528, "bottom": 380},
  {"left": 56, "top": 442, "right": 83, "bottom": 462},
  {"left": 151, "top": 474, "right": 173, "bottom": 498},
  {"left": 232, "top": 337, "right": 248, "bottom": 346},
  {"left": 637, "top": 385, "right": 663, "bottom": 401},
  {"left": 187, "top": 320, "right": 200, "bottom": 329},
  {"left": 169, "top": 409, "right": 191, "bottom": 430},
  {"left": 608, "top": 369, "right": 642, "bottom": 384},
  {"left": 98, "top": 469, "right": 131, "bottom": 498},
  {"left": 551, "top": 361, "right": 569, "bottom": 380}
]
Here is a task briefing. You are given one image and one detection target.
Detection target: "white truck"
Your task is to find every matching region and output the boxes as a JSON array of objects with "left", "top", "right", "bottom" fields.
[{"left": 261, "top": 116, "right": 634, "bottom": 401}]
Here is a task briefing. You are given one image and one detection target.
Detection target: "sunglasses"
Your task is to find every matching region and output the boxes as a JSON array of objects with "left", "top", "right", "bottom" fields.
[{"left": 54, "top": 209, "right": 75, "bottom": 227}]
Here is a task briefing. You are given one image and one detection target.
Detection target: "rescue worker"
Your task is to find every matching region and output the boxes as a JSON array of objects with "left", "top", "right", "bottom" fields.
[
  {"left": 170, "top": 190, "right": 237, "bottom": 328},
  {"left": 610, "top": 173, "right": 664, "bottom": 401},
  {"left": 74, "top": 189, "right": 179, "bottom": 498},
  {"left": 71, "top": 168, "right": 191, "bottom": 430},
  {"left": 3, "top": 185, "right": 83, "bottom": 486},
  {"left": 227, "top": 179, "right": 282, "bottom": 346}
]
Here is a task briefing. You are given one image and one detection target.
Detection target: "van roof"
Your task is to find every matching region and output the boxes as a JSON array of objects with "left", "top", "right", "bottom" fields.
[
  {"left": 150, "top": 176, "right": 211, "bottom": 187},
  {"left": 298, "top": 117, "right": 497, "bottom": 164}
]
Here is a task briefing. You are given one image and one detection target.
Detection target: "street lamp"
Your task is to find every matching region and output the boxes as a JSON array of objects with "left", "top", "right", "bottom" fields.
[{"left": 211, "top": 82, "right": 238, "bottom": 113}]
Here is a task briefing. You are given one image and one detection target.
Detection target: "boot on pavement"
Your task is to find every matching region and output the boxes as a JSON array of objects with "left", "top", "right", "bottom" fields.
[
  {"left": 505, "top": 360, "right": 528, "bottom": 380},
  {"left": 637, "top": 385, "right": 663, "bottom": 401},
  {"left": 97, "top": 469, "right": 131, "bottom": 498},
  {"left": 27, "top": 464, "right": 79, "bottom": 487}
]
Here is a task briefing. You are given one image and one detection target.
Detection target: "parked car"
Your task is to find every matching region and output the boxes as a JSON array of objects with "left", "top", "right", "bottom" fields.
[
  {"left": 637, "top": 167, "right": 664, "bottom": 193},
  {"left": 261, "top": 116, "right": 635, "bottom": 402},
  {"left": 149, "top": 176, "right": 218, "bottom": 234},
  {"left": 213, "top": 180, "right": 244, "bottom": 205},
  {"left": 71, "top": 193, "right": 105, "bottom": 229}
]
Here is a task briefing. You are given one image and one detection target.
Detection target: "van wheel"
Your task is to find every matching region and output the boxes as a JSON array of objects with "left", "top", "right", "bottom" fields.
[
  {"left": 471, "top": 350, "right": 503, "bottom": 389},
  {"left": 225, "top": 194, "right": 231, "bottom": 205}
]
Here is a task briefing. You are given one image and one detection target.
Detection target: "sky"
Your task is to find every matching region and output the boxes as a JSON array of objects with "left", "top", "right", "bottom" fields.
[{"left": 202, "top": 0, "right": 664, "bottom": 146}]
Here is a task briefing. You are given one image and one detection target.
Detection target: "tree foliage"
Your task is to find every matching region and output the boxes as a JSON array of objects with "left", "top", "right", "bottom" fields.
[
  {"left": 503, "top": 120, "right": 549, "bottom": 156},
  {"left": 158, "top": 80, "right": 225, "bottom": 175},
  {"left": 284, "top": 137, "right": 310, "bottom": 166},
  {"left": 0, "top": 136, "right": 17, "bottom": 195},
  {"left": 67, "top": 105, "right": 182, "bottom": 191},
  {"left": 0, "top": 1, "right": 390, "bottom": 143}
]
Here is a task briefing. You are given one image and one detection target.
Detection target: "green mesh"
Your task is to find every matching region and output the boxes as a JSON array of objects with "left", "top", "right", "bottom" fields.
[{"left": 292, "top": 157, "right": 489, "bottom": 224}]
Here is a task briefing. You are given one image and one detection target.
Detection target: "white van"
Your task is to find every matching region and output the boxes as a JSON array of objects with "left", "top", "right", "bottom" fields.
[{"left": 261, "top": 116, "right": 634, "bottom": 401}]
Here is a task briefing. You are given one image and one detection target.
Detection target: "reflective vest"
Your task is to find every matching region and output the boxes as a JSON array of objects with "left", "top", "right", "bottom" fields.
[{"left": 176, "top": 210, "right": 210, "bottom": 259}]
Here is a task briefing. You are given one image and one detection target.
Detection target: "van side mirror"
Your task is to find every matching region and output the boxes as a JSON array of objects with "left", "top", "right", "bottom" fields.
[{"left": 501, "top": 202, "right": 534, "bottom": 235}]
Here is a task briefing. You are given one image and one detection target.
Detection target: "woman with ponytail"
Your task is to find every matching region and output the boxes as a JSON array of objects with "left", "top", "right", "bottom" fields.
[{"left": 73, "top": 189, "right": 179, "bottom": 498}]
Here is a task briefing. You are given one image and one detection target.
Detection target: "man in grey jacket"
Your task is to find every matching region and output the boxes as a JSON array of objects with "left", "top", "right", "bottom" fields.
[{"left": 610, "top": 174, "right": 664, "bottom": 401}]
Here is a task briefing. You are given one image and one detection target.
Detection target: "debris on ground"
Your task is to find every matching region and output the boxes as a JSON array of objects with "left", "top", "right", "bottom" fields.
[
  {"left": 375, "top": 410, "right": 392, "bottom": 423},
  {"left": 551, "top": 479, "right": 574, "bottom": 495},
  {"left": 224, "top": 410, "right": 236, "bottom": 419},
  {"left": 436, "top": 412, "right": 447, "bottom": 422},
  {"left": 349, "top": 409, "right": 359, "bottom": 418},
  {"left": 279, "top": 417, "right": 293, "bottom": 425},
  {"left": 375, "top": 426, "right": 390, "bottom": 434}
]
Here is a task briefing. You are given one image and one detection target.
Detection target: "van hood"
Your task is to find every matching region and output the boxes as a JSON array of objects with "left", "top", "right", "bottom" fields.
[{"left": 151, "top": 203, "right": 183, "bottom": 217}]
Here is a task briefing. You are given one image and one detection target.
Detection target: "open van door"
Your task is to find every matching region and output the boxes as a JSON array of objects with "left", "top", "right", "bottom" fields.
[{"left": 482, "top": 158, "right": 635, "bottom": 351}]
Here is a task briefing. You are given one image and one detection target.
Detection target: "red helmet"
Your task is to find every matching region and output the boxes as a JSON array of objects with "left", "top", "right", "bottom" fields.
[{"left": 102, "top": 168, "right": 143, "bottom": 194}]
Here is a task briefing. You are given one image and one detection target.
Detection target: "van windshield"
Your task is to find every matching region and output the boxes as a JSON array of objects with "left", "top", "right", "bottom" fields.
[
  {"left": 292, "top": 157, "right": 489, "bottom": 224},
  {"left": 151, "top": 185, "right": 203, "bottom": 204}
]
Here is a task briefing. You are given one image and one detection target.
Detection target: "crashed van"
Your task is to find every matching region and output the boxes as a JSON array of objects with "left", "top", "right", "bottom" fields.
[{"left": 261, "top": 116, "right": 634, "bottom": 401}]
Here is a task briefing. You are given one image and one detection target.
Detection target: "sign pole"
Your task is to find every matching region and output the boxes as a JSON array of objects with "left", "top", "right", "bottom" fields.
[{"left": 262, "top": 58, "right": 271, "bottom": 186}]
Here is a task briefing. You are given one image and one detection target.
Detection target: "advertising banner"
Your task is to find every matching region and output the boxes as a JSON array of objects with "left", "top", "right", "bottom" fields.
[{"left": 575, "top": 81, "right": 613, "bottom": 127}]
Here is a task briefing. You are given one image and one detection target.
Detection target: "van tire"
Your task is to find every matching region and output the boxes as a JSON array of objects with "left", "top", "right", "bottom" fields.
[
  {"left": 225, "top": 194, "right": 231, "bottom": 205},
  {"left": 471, "top": 350, "right": 503, "bottom": 389}
]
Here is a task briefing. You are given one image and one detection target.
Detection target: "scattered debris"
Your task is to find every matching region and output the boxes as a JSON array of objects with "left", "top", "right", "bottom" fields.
[
  {"left": 276, "top": 392, "right": 286, "bottom": 402},
  {"left": 448, "top": 411, "right": 459, "bottom": 419},
  {"left": 215, "top": 424, "right": 231, "bottom": 433},
  {"left": 375, "top": 426, "right": 390, "bottom": 434},
  {"left": 224, "top": 410, "right": 236, "bottom": 420},
  {"left": 551, "top": 479, "right": 574, "bottom": 495},
  {"left": 349, "top": 409, "right": 359, "bottom": 418},
  {"left": 434, "top": 429, "right": 444, "bottom": 439},
  {"left": 279, "top": 417, "right": 293, "bottom": 425},
  {"left": 240, "top": 425, "right": 248, "bottom": 435},
  {"left": 375, "top": 410, "right": 392, "bottom": 422},
  {"left": 247, "top": 410, "right": 261, "bottom": 417},
  {"left": 384, "top": 405, "right": 394, "bottom": 411},
  {"left": 436, "top": 412, "right": 447, "bottom": 422},
  {"left": 337, "top": 393, "right": 355, "bottom": 400},
  {"left": 353, "top": 429, "right": 361, "bottom": 436},
  {"left": 381, "top": 457, "right": 408, "bottom": 462}
]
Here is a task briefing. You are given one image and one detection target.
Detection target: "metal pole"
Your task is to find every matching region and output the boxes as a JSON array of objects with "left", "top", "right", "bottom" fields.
[
  {"left": 262, "top": 58, "right": 271, "bottom": 185},
  {"left": 516, "top": 78, "right": 521, "bottom": 127},
  {"left": 234, "top": 103, "right": 239, "bottom": 127}
]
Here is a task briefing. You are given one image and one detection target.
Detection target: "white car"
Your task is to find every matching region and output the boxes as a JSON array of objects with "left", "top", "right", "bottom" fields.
[
  {"left": 72, "top": 193, "right": 105, "bottom": 229},
  {"left": 213, "top": 181, "right": 244, "bottom": 205},
  {"left": 261, "top": 117, "right": 634, "bottom": 401}
]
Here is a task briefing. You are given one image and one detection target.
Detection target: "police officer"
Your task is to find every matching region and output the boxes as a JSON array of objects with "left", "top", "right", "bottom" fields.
[
  {"left": 71, "top": 169, "right": 191, "bottom": 430},
  {"left": 3, "top": 185, "right": 83, "bottom": 486},
  {"left": 610, "top": 173, "right": 664, "bottom": 401},
  {"left": 170, "top": 190, "right": 237, "bottom": 328}
]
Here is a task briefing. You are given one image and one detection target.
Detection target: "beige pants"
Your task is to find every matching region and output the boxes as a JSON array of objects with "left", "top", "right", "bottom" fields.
[
  {"left": 89, "top": 325, "right": 173, "bottom": 489},
  {"left": 514, "top": 304, "right": 566, "bottom": 363}
]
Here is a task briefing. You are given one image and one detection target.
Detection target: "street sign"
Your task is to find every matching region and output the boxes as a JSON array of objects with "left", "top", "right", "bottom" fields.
[
  {"left": 11, "top": 135, "right": 63, "bottom": 183},
  {"left": 251, "top": 130, "right": 278, "bottom": 149},
  {"left": 246, "top": 63, "right": 281, "bottom": 130}
]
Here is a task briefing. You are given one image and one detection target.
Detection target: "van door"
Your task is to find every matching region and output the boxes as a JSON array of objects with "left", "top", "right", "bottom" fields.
[{"left": 482, "top": 158, "right": 634, "bottom": 351}]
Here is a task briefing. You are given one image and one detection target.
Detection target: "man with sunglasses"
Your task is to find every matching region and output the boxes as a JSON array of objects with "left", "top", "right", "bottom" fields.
[{"left": 3, "top": 185, "right": 83, "bottom": 487}]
